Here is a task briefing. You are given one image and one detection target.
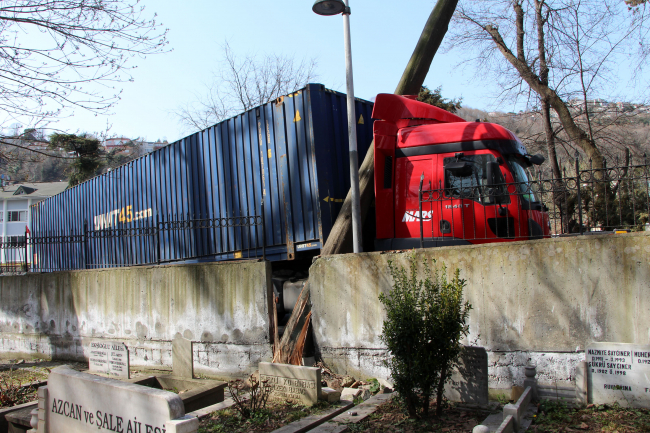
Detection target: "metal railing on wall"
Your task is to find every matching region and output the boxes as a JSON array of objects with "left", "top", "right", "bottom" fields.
[
  {"left": 1, "top": 206, "right": 265, "bottom": 274},
  {"left": 417, "top": 154, "right": 650, "bottom": 247}
]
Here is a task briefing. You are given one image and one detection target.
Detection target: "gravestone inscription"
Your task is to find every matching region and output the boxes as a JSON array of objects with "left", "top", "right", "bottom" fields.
[
  {"left": 587, "top": 342, "right": 650, "bottom": 408},
  {"left": 259, "top": 362, "right": 321, "bottom": 406},
  {"left": 88, "top": 340, "right": 130, "bottom": 379},
  {"left": 445, "top": 346, "right": 489, "bottom": 405},
  {"left": 36, "top": 366, "right": 198, "bottom": 433}
]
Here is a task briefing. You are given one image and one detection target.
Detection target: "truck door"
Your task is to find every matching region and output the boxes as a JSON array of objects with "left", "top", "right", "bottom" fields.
[
  {"left": 394, "top": 156, "right": 437, "bottom": 239},
  {"left": 439, "top": 151, "right": 514, "bottom": 243}
]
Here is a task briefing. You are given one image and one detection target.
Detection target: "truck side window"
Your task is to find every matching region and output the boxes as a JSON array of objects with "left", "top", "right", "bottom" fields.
[
  {"left": 444, "top": 154, "right": 510, "bottom": 204},
  {"left": 507, "top": 156, "right": 538, "bottom": 203}
]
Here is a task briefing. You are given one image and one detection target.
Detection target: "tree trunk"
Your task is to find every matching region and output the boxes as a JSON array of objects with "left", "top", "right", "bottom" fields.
[
  {"left": 274, "top": 0, "right": 461, "bottom": 363},
  {"left": 541, "top": 99, "right": 561, "bottom": 180},
  {"left": 436, "top": 363, "right": 448, "bottom": 417},
  {"left": 393, "top": 0, "right": 460, "bottom": 96},
  {"left": 273, "top": 281, "right": 311, "bottom": 364},
  {"left": 483, "top": 19, "right": 604, "bottom": 169}
]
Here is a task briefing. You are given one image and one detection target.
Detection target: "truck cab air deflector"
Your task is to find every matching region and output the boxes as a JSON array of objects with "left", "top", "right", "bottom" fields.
[
  {"left": 372, "top": 93, "right": 465, "bottom": 123},
  {"left": 395, "top": 139, "right": 527, "bottom": 158}
]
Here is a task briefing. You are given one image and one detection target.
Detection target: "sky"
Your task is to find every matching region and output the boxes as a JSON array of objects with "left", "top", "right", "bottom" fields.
[
  {"left": 11, "top": 0, "right": 649, "bottom": 143},
  {"left": 26, "top": 0, "right": 481, "bottom": 142}
]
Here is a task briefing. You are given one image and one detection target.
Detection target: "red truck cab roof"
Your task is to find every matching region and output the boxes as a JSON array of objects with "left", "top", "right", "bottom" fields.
[
  {"left": 372, "top": 93, "right": 528, "bottom": 157},
  {"left": 398, "top": 122, "right": 518, "bottom": 148}
]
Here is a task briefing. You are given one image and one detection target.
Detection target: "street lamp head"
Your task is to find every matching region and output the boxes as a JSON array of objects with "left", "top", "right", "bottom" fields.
[{"left": 312, "top": 0, "right": 346, "bottom": 16}]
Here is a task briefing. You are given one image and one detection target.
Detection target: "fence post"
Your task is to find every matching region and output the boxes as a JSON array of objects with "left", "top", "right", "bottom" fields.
[
  {"left": 261, "top": 200, "right": 266, "bottom": 261},
  {"left": 643, "top": 153, "right": 650, "bottom": 231},
  {"left": 419, "top": 173, "right": 424, "bottom": 249},
  {"left": 156, "top": 214, "right": 161, "bottom": 265},
  {"left": 83, "top": 220, "right": 89, "bottom": 269},
  {"left": 24, "top": 227, "right": 28, "bottom": 272},
  {"left": 575, "top": 151, "right": 583, "bottom": 235}
]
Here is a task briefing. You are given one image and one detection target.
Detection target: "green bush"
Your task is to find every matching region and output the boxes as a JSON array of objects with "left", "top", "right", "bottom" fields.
[{"left": 379, "top": 258, "right": 472, "bottom": 419}]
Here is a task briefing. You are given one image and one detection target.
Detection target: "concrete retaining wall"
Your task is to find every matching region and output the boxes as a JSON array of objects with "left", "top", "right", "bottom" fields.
[
  {"left": 309, "top": 232, "right": 650, "bottom": 390},
  {"left": 0, "top": 260, "right": 273, "bottom": 377}
]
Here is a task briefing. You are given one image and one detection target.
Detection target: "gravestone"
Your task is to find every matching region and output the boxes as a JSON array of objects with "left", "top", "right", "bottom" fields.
[
  {"left": 444, "top": 346, "right": 489, "bottom": 405},
  {"left": 172, "top": 335, "right": 193, "bottom": 378},
  {"left": 587, "top": 342, "right": 650, "bottom": 408},
  {"left": 88, "top": 340, "right": 130, "bottom": 379},
  {"left": 35, "top": 366, "right": 198, "bottom": 433},
  {"left": 259, "top": 362, "right": 321, "bottom": 406}
]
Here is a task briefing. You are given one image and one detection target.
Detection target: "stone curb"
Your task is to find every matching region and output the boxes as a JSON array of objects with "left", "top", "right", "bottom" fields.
[
  {"left": 185, "top": 397, "right": 239, "bottom": 420},
  {"left": 495, "top": 414, "right": 514, "bottom": 433},
  {"left": 474, "top": 386, "right": 537, "bottom": 433},
  {"left": 0, "top": 400, "right": 39, "bottom": 432},
  {"left": 503, "top": 387, "right": 532, "bottom": 431},
  {"left": 309, "top": 393, "right": 394, "bottom": 433},
  {"left": 269, "top": 401, "right": 354, "bottom": 433}
]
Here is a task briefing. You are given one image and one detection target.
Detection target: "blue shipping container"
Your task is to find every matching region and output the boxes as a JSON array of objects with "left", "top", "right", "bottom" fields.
[{"left": 30, "top": 84, "right": 375, "bottom": 270}]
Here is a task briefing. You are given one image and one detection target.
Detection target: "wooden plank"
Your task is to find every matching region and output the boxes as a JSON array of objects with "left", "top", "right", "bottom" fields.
[
  {"left": 308, "top": 424, "right": 348, "bottom": 433},
  {"left": 270, "top": 401, "right": 353, "bottom": 433},
  {"left": 310, "top": 394, "right": 394, "bottom": 433}
]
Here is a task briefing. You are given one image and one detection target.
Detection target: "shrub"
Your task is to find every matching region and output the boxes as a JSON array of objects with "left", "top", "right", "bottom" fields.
[
  {"left": 227, "top": 374, "right": 270, "bottom": 419},
  {"left": 0, "top": 368, "right": 37, "bottom": 408},
  {"left": 379, "top": 258, "right": 471, "bottom": 418}
]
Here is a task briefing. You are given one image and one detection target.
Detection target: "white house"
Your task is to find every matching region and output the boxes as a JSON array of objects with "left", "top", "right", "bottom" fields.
[{"left": 0, "top": 182, "right": 68, "bottom": 269}]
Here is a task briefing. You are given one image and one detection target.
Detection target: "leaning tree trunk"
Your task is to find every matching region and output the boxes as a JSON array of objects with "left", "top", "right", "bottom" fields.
[{"left": 273, "top": 0, "right": 460, "bottom": 364}]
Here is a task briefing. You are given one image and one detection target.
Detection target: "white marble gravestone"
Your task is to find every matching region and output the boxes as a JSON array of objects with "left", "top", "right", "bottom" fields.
[
  {"left": 88, "top": 340, "right": 130, "bottom": 379},
  {"left": 35, "top": 366, "right": 197, "bottom": 433},
  {"left": 587, "top": 342, "right": 650, "bottom": 408}
]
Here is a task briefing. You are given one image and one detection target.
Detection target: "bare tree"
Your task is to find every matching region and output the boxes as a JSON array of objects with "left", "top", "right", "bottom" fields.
[
  {"left": 449, "top": 0, "right": 650, "bottom": 169},
  {"left": 0, "top": 1, "right": 168, "bottom": 121},
  {"left": 176, "top": 42, "right": 317, "bottom": 131},
  {"left": 0, "top": 0, "right": 168, "bottom": 167}
]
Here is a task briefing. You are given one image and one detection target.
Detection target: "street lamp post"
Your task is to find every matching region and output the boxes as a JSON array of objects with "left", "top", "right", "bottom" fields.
[{"left": 313, "top": 0, "right": 363, "bottom": 253}]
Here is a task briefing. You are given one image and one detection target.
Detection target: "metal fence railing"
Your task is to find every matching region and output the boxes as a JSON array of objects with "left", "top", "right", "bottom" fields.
[
  {"left": 417, "top": 154, "right": 650, "bottom": 246},
  {"left": 1, "top": 209, "right": 265, "bottom": 274}
]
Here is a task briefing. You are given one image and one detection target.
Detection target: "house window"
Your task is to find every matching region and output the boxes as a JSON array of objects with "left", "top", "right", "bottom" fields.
[
  {"left": 0, "top": 212, "right": 3, "bottom": 222},
  {"left": 8, "top": 211, "right": 27, "bottom": 222},
  {"left": 4, "top": 236, "right": 26, "bottom": 246}
]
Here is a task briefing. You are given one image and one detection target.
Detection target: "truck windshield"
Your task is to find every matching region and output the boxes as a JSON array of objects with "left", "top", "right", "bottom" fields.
[
  {"left": 444, "top": 154, "right": 510, "bottom": 205},
  {"left": 507, "top": 156, "right": 537, "bottom": 202}
]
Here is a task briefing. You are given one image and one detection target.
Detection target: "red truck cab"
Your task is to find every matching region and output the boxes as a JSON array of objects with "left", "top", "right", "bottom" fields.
[{"left": 373, "top": 93, "right": 550, "bottom": 250}]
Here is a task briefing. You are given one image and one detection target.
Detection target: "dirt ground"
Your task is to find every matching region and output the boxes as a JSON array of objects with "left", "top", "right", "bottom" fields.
[
  {"left": 531, "top": 400, "right": 650, "bottom": 433},
  {"left": 351, "top": 398, "right": 650, "bottom": 433},
  {"left": 344, "top": 398, "right": 488, "bottom": 433},
  {"left": 198, "top": 400, "right": 335, "bottom": 433}
]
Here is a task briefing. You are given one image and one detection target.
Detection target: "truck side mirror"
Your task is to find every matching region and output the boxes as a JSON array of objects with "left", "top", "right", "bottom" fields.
[
  {"left": 445, "top": 161, "right": 472, "bottom": 178},
  {"left": 486, "top": 161, "right": 500, "bottom": 186},
  {"left": 528, "top": 154, "right": 545, "bottom": 165},
  {"left": 486, "top": 161, "right": 507, "bottom": 204}
]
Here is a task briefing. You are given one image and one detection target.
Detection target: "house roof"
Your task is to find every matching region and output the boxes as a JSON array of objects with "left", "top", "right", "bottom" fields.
[{"left": 0, "top": 181, "right": 68, "bottom": 199}]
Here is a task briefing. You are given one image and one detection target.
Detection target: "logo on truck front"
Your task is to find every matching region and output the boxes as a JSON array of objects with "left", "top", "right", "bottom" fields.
[
  {"left": 402, "top": 211, "right": 432, "bottom": 222},
  {"left": 402, "top": 204, "right": 471, "bottom": 222}
]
